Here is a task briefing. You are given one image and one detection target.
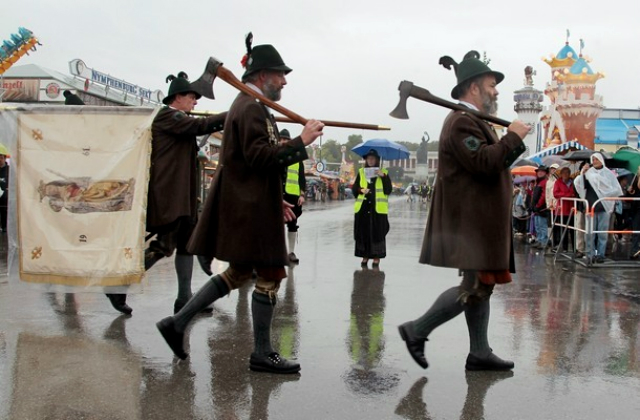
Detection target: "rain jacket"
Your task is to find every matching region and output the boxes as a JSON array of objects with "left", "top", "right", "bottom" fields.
[{"left": 574, "top": 153, "right": 623, "bottom": 214}]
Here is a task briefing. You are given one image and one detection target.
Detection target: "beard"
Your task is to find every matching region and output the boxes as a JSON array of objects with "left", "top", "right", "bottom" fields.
[
  {"left": 479, "top": 87, "right": 498, "bottom": 115},
  {"left": 263, "top": 79, "right": 282, "bottom": 101}
]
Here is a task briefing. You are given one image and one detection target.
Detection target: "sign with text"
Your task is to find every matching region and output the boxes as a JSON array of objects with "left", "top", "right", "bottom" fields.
[
  {"left": 68, "top": 59, "right": 164, "bottom": 104},
  {"left": 2, "top": 79, "right": 39, "bottom": 102}
]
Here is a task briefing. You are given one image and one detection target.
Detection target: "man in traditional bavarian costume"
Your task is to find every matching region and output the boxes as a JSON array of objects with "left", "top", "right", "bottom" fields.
[
  {"left": 398, "top": 51, "right": 529, "bottom": 371},
  {"left": 156, "top": 34, "right": 324, "bottom": 374},
  {"left": 279, "top": 128, "right": 306, "bottom": 263},
  {"left": 145, "top": 72, "right": 226, "bottom": 315}
]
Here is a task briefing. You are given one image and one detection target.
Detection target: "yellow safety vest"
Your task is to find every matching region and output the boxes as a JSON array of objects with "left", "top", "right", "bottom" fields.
[
  {"left": 353, "top": 167, "right": 388, "bottom": 214},
  {"left": 285, "top": 162, "right": 300, "bottom": 196}
]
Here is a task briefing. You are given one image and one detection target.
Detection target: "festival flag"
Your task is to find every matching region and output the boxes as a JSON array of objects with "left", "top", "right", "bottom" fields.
[{"left": 0, "top": 105, "right": 157, "bottom": 287}]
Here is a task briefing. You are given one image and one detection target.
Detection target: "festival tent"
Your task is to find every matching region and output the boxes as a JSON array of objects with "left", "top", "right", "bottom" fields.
[{"left": 516, "top": 141, "right": 589, "bottom": 166}]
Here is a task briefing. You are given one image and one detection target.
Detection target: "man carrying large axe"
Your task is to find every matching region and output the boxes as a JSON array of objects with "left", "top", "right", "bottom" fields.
[
  {"left": 395, "top": 51, "right": 529, "bottom": 371},
  {"left": 157, "top": 34, "right": 324, "bottom": 374},
  {"left": 144, "top": 72, "right": 226, "bottom": 315}
]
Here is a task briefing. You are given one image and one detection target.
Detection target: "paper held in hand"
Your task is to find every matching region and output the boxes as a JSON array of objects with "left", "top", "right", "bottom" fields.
[{"left": 364, "top": 167, "right": 379, "bottom": 182}]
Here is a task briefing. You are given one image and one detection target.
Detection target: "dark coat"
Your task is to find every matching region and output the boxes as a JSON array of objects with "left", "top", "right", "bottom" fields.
[
  {"left": 147, "top": 107, "right": 226, "bottom": 230},
  {"left": 531, "top": 178, "right": 549, "bottom": 215},
  {"left": 187, "top": 93, "right": 308, "bottom": 266},
  {"left": 420, "top": 110, "right": 525, "bottom": 272},
  {"left": 352, "top": 171, "right": 392, "bottom": 258}
]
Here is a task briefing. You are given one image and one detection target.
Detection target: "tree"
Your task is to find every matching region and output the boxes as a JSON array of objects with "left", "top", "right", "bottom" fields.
[
  {"left": 319, "top": 139, "right": 341, "bottom": 164},
  {"left": 395, "top": 141, "right": 420, "bottom": 152},
  {"left": 343, "top": 134, "right": 364, "bottom": 170},
  {"left": 427, "top": 141, "right": 439, "bottom": 151}
]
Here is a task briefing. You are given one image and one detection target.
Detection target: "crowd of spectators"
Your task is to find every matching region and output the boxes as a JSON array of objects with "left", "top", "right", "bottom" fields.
[{"left": 513, "top": 154, "right": 639, "bottom": 263}]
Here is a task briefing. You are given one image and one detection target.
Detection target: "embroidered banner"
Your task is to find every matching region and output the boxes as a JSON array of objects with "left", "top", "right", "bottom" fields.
[{"left": 7, "top": 106, "right": 157, "bottom": 286}]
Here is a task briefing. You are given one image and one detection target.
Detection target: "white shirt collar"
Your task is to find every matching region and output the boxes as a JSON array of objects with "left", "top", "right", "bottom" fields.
[
  {"left": 245, "top": 82, "right": 263, "bottom": 95},
  {"left": 458, "top": 101, "right": 479, "bottom": 111}
]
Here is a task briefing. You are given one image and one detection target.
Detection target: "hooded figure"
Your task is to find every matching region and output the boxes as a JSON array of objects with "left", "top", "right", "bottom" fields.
[
  {"left": 574, "top": 152, "right": 623, "bottom": 262},
  {"left": 574, "top": 153, "right": 622, "bottom": 214}
]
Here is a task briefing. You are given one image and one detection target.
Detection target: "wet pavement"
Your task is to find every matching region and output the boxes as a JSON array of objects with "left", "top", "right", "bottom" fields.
[{"left": 1, "top": 198, "right": 640, "bottom": 420}]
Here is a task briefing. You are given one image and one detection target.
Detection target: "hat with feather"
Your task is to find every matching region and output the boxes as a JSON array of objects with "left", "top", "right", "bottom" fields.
[
  {"left": 163, "top": 71, "right": 201, "bottom": 105},
  {"left": 439, "top": 50, "right": 504, "bottom": 100},
  {"left": 240, "top": 32, "right": 292, "bottom": 80}
]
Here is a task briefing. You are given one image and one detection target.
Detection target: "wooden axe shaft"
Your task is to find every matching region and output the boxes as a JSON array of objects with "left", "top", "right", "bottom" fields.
[
  {"left": 274, "top": 117, "right": 390, "bottom": 131},
  {"left": 410, "top": 84, "right": 512, "bottom": 127},
  {"left": 207, "top": 66, "right": 391, "bottom": 131},
  {"left": 188, "top": 111, "right": 389, "bottom": 131}
]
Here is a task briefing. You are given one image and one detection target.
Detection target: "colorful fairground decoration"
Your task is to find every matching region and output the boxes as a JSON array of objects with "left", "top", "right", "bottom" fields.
[
  {"left": 0, "top": 27, "right": 41, "bottom": 75},
  {"left": 68, "top": 59, "right": 165, "bottom": 105}
]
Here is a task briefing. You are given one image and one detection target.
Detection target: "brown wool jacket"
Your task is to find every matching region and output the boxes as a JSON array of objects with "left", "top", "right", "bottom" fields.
[
  {"left": 188, "top": 93, "right": 308, "bottom": 266},
  {"left": 147, "top": 107, "right": 226, "bottom": 230},
  {"left": 420, "top": 110, "right": 525, "bottom": 272}
]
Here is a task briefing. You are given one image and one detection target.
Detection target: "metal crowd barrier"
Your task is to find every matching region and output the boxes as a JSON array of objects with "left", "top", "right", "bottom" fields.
[{"left": 551, "top": 196, "right": 640, "bottom": 267}]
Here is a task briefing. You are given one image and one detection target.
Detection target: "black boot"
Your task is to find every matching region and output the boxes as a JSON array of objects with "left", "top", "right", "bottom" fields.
[
  {"left": 157, "top": 275, "right": 229, "bottom": 359},
  {"left": 105, "top": 294, "right": 132, "bottom": 315},
  {"left": 249, "top": 291, "right": 300, "bottom": 374},
  {"left": 398, "top": 322, "right": 429, "bottom": 369}
]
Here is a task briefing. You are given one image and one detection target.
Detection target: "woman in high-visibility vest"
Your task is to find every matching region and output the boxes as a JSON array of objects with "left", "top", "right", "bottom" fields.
[
  {"left": 352, "top": 149, "right": 392, "bottom": 268},
  {"left": 280, "top": 129, "right": 306, "bottom": 263}
]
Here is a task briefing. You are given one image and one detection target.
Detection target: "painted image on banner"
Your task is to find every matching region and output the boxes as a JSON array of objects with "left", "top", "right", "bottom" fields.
[{"left": 38, "top": 175, "right": 135, "bottom": 214}]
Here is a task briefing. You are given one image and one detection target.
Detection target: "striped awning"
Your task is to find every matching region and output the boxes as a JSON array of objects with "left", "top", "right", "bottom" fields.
[{"left": 528, "top": 141, "right": 588, "bottom": 160}]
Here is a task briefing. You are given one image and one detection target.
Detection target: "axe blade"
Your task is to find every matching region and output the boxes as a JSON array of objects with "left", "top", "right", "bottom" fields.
[
  {"left": 191, "top": 56, "right": 223, "bottom": 100},
  {"left": 389, "top": 80, "right": 413, "bottom": 120}
]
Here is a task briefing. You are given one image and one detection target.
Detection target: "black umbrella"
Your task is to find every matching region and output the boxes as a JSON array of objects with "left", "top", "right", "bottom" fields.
[{"left": 512, "top": 158, "right": 539, "bottom": 167}]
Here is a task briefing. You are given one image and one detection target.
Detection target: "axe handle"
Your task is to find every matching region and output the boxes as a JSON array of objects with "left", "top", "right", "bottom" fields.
[
  {"left": 187, "top": 110, "right": 389, "bottom": 131},
  {"left": 216, "top": 66, "right": 309, "bottom": 125},
  {"left": 274, "top": 117, "right": 390, "bottom": 131},
  {"left": 409, "top": 84, "right": 512, "bottom": 127}
]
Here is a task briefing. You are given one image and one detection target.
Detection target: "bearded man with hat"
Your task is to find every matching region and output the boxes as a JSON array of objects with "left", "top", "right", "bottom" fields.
[
  {"left": 157, "top": 34, "right": 324, "bottom": 374},
  {"left": 398, "top": 51, "right": 529, "bottom": 371},
  {"left": 144, "top": 72, "right": 227, "bottom": 315},
  {"left": 279, "top": 128, "right": 307, "bottom": 263}
]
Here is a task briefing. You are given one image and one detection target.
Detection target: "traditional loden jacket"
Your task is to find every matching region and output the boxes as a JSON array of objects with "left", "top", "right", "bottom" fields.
[
  {"left": 420, "top": 110, "right": 525, "bottom": 272},
  {"left": 147, "top": 107, "right": 226, "bottom": 230},
  {"left": 188, "top": 92, "right": 308, "bottom": 266}
]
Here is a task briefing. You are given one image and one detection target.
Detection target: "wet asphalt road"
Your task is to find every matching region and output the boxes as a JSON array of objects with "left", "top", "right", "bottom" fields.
[{"left": 1, "top": 197, "right": 640, "bottom": 420}]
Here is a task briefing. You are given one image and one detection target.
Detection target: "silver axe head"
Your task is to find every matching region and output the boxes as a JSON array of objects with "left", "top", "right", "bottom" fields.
[{"left": 190, "top": 57, "right": 223, "bottom": 100}]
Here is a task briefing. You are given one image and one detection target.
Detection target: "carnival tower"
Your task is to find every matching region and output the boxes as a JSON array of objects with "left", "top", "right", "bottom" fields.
[
  {"left": 541, "top": 34, "right": 604, "bottom": 150},
  {"left": 513, "top": 66, "right": 543, "bottom": 155}
]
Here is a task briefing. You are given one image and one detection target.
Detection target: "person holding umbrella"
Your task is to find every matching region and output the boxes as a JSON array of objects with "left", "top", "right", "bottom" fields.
[{"left": 352, "top": 149, "right": 392, "bottom": 268}]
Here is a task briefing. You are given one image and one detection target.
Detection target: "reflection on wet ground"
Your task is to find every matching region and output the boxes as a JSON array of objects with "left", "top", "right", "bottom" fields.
[{"left": 1, "top": 197, "right": 640, "bottom": 419}]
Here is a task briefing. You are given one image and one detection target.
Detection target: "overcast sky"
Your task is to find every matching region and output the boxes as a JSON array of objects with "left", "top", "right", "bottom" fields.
[{"left": 3, "top": 0, "right": 639, "bottom": 144}]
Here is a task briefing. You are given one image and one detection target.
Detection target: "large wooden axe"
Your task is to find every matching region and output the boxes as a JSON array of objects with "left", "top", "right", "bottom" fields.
[
  {"left": 191, "top": 57, "right": 390, "bottom": 131},
  {"left": 389, "top": 80, "right": 511, "bottom": 127}
]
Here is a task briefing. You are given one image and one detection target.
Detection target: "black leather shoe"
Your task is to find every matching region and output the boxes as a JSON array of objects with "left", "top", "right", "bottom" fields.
[
  {"left": 398, "top": 322, "right": 429, "bottom": 369},
  {"left": 249, "top": 352, "right": 300, "bottom": 374},
  {"left": 105, "top": 294, "right": 132, "bottom": 315},
  {"left": 156, "top": 317, "right": 188, "bottom": 360},
  {"left": 197, "top": 255, "right": 213, "bottom": 276},
  {"left": 173, "top": 299, "right": 213, "bottom": 315},
  {"left": 288, "top": 252, "right": 299, "bottom": 264},
  {"left": 465, "top": 352, "right": 514, "bottom": 371}
]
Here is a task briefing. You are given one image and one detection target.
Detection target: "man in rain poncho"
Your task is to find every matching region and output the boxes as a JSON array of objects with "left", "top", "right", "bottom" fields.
[{"left": 574, "top": 153, "right": 623, "bottom": 263}]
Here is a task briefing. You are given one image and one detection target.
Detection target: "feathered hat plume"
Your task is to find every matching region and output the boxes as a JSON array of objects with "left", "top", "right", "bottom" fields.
[{"left": 240, "top": 32, "right": 253, "bottom": 68}]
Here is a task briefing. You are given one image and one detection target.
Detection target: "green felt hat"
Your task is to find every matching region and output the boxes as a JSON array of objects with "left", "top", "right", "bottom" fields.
[
  {"left": 440, "top": 51, "right": 504, "bottom": 100},
  {"left": 63, "top": 90, "right": 84, "bottom": 105},
  {"left": 241, "top": 33, "right": 292, "bottom": 79},
  {"left": 279, "top": 129, "right": 291, "bottom": 139},
  {"left": 163, "top": 72, "right": 201, "bottom": 105}
]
